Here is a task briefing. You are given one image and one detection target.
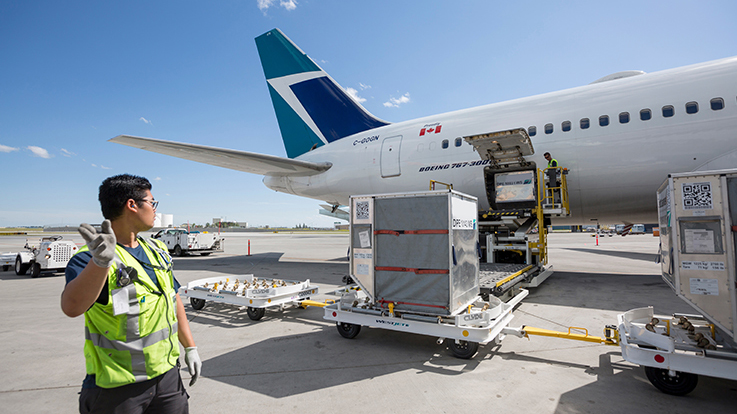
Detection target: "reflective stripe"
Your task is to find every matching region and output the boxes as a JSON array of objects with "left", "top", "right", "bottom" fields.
[
  {"left": 85, "top": 325, "right": 178, "bottom": 352},
  {"left": 80, "top": 241, "right": 180, "bottom": 387}
]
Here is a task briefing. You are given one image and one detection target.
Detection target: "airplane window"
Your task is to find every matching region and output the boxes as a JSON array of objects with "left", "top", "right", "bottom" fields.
[
  {"left": 544, "top": 123, "right": 553, "bottom": 134},
  {"left": 580, "top": 118, "right": 590, "bottom": 129},
  {"left": 640, "top": 109, "right": 652, "bottom": 121},
  {"left": 619, "top": 112, "right": 630, "bottom": 124},
  {"left": 562, "top": 121, "right": 571, "bottom": 132},
  {"left": 599, "top": 115, "right": 609, "bottom": 127},
  {"left": 528, "top": 126, "right": 537, "bottom": 136},
  {"left": 710, "top": 98, "right": 724, "bottom": 111},
  {"left": 662, "top": 105, "right": 674, "bottom": 118},
  {"left": 442, "top": 139, "right": 449, "bottom": 149},
  {"left": 685, "top": 101, "right": 698, "bottom": 114},
  {"left": 455, "top": 137, "right": 462, "bottom": 147},
  {"left": 417, "top": 143, "right": 424, "bottom": 152}
]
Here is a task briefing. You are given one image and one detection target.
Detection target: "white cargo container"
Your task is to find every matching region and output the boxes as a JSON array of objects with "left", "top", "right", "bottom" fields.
[
  {"left": 349, "top": 189, "right": 480, "bottom": 316},
  {"left": 611, "top": 169, "right": 737, "bottom": 395}
]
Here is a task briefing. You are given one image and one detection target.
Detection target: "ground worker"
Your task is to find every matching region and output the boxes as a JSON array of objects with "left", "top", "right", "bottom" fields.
[
  {"left": 61, "top": 174, "right": 201, "bottom": 414},
  {"left": 544, "top": 152, "right": 560, "bottom": 205}
]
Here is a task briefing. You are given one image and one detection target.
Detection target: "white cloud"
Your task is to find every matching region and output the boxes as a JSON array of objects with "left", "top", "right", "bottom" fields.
[
  {"left": 359, "top": 83, "right": 371, "bottom": 90},
  {"left": 154, "top": 177, "right": 162, "bottom": 181},
  {"left": 345, "top": 87, "right": 366, "bottom": 103},
  {"left": 383, "top": 93, "right": 411, "bottom": 108},
  {"left": 28, "top": 146, "right": 52, "bottom": 159},
  {"left": 101, "top": 165, "right": 112, "bottom": 170},
  {"left": 139, "top": 117, "right": 153, "bottom": 125},
  {"left": 91, "top": 164, "right": 97, "bottom": 168},
  {"left": 61, "top": 148, "right": 75, "bottom": 157},
  {"left": 281, "top": 0, "right": 297, "bottom": 11},
  {"left": 0, "top": 144, "right": 19, "bottom": 153},
  {"left": 257, "top": 0, "right": 297, "bottom": 12}
]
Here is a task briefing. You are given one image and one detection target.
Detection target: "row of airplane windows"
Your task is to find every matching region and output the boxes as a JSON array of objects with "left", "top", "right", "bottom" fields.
[
  {"left": 436, "top": 96, "right": 730, "bottom": 150},
  {"left": 527, "top": 97, "right": 729, "bottom": 136}
]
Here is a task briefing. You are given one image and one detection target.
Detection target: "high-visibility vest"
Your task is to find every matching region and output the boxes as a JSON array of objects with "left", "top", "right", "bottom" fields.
[
  {"left": 77, "top": 238, "right": 180, "bottom": 389},
  {"left": 548, "top": 158, "right": 559, "bottom": 169}
]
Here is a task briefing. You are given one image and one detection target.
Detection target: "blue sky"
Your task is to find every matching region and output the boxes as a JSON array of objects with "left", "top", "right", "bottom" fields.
[{"left": 1, "top": 1, "right": 736, "bottom": 227}]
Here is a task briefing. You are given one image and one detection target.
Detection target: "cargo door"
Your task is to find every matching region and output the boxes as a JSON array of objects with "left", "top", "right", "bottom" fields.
[
  {"left": 380, "top": 135, "right": 402, "bottom": 177},
  {"left": 463, "top": 128, "right": 534, "bottom": 167},
  {"left": 463, "top": 128, "right": 536, "bottom": 209}
]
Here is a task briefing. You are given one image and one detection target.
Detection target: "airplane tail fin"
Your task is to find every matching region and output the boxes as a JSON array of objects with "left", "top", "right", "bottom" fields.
[{"left": 256, "top": 29, "right": 389, "bottom": 158}]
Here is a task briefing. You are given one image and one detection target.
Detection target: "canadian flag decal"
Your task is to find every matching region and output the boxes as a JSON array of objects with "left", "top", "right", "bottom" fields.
[{"left": 420, "top": 123, "right": 442, "bottom": 136}]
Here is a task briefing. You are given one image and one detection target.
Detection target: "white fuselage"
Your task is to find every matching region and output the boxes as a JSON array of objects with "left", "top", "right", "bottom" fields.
[{"left": 265, "top": 57, "right": 737, "bottom": 224}]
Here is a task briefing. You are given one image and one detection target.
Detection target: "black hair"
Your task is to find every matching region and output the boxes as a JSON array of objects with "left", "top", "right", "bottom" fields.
[
  {"left": 98, "top": 174, "right": 152, "bottom": 220},
  {"left": 544, "top": 152, "right": 551, "bottom": 157}
]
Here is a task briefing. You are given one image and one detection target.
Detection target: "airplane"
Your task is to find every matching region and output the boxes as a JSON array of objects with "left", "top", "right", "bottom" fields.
[{"left": 111, "top": 28, "right": 737, "bottom": 225}]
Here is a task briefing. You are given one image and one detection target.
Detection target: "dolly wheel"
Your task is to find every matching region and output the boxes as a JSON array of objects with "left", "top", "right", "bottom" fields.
[
  {"left": 448, "top": 340, "right": 479, "bottom": 359},
  {"left": 336, "top": 322, "right": 361, "bottom": 339},
  {"left": 644, "top": 366, "right": 698, "bottom": 396},
  {"left": 247, "top": 307, "right": 266, "bottom": 321},
  {"left": 190, "top": 298, "right": 206, "bottom": 310}
]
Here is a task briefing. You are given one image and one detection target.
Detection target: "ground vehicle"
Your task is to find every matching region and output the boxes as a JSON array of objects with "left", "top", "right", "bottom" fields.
[
  {"left": 151, "top": 228, "right": 224, "bottom": 256},
  {"left": 1, "top": 236, "right": 78, "bottom": 277},
  {"left": 614, "top": 169, "right": 737, "bottom": 395}
]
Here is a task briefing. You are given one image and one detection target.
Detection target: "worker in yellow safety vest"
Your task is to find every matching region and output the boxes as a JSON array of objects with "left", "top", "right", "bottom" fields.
[
  {"left": 62, "top": 174, "right": 201, "bottom": 414},
  {"left": 544, "top": 152, "right": 560, "bottom": 205}
]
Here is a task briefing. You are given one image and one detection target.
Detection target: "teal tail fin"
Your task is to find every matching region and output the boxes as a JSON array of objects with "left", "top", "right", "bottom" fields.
[{"left": 256, "top": 29, "right": 389, "bottom": 158}]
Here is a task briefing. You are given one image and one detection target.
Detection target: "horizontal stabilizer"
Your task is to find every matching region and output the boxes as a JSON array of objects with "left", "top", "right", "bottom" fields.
[{"left": 109, "top": 135, "right": 331, "bottom": 177}]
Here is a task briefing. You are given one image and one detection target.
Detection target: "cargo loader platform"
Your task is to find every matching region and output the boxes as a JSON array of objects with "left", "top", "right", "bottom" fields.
[{"left": 478, "top": 262, "right": 553, "bottom": 301}]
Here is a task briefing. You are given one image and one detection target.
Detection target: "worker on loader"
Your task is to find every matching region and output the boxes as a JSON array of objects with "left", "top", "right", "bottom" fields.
[
  {"left": 544, "top": 152, "right": 560, "bottom": 205},
  {"left": 61, "top": 174, "right": 201, "bottom": 414}
]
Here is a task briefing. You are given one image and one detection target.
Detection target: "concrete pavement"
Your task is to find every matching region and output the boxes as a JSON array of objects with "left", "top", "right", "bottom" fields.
[{"left": 0, "top": 231, "right": 734, "bottom": 413}]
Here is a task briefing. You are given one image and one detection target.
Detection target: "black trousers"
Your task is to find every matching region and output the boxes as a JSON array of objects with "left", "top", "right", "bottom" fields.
[{"left": 79, "top": 367, "right": 189, "bottom": 414}]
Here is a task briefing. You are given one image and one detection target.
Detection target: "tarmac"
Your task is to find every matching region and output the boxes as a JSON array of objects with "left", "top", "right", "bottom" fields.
[{"left": 0, "top": 231, "right": 735, "bottom": 413}]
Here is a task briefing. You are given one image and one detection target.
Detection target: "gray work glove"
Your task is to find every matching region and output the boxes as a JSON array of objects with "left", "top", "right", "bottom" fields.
[
  {"left": 184, "top": 347, "right": 202, "bottom": 386},
  {"left": 78, "top": 220, "right": 116, "bottom": 268}
]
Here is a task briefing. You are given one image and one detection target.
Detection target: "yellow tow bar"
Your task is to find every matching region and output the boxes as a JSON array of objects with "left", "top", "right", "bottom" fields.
[
  {"left": 522, "top": 325, "right": 619, "bottom": 346},
  {"left": 298, "top": 299, "right": 335, "bottom": 308}
]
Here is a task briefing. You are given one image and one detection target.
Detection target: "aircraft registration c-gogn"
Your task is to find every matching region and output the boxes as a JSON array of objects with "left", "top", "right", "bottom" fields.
[{"left": 110, "top": 28, "right": 737, "bottom": 224}]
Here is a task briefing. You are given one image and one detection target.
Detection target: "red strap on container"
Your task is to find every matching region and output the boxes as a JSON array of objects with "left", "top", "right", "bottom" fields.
[
  {"left": 377, "top": 299, "right": 447, "bottom": 309},
  {"left": 375, "top": 266, "right": 449, "bottom": 274},
  {"left": 374, "top": 229, "right": 448, "bottom": 236}
]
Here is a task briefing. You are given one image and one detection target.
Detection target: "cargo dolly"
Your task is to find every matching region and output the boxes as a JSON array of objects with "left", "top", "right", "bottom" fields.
[
  {"left": 316, "top": 287, "right": 528, "bottom": 359},
  {"left": 179, "top": 275, "right": 318, "bottom": 321},
  {"left": 502, "top": 169, "right": 737, "bottom": 396},
  {"left": 310, "top": 190, "right": 534, "bottom": 358}
]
